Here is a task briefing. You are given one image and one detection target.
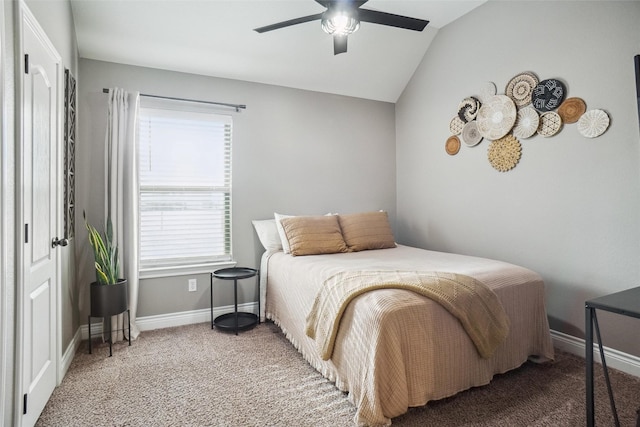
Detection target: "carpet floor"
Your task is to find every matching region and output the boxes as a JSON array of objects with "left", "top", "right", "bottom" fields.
[{"left": 37, "top": 322, "right": 640, "bottom": 426}]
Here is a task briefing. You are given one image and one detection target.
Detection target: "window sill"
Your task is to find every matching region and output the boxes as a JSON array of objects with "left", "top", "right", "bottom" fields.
[{"left": 139, "top": 261, "right": 237, "bottom": 280}]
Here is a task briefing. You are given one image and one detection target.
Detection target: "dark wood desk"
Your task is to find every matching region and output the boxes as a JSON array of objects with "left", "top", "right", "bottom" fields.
[{"left": 585, "top": 286, "right": 640, "bottom": 427}]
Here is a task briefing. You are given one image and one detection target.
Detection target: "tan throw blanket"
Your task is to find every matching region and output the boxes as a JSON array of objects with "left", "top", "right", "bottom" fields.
[{"left": 306, "top": 270, "right": 510, "bottom": 361}]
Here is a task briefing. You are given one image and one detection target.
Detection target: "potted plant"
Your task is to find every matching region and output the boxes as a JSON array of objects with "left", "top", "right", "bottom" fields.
[{"left": 84, "top": 211, "right": 128, "bottom": 319}]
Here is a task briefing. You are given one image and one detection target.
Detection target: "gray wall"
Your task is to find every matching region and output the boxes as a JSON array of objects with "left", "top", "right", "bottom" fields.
[
  {"left": 396, "top": 1, "right": 640, "bottom": 357},
  {"left": 76, "top": 59, "right": 396, "bottom": 320}
]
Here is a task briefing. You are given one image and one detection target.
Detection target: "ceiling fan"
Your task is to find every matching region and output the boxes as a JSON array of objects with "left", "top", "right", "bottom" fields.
[{"left": 254, "top": 0, "right": 429, "bottom": 55}]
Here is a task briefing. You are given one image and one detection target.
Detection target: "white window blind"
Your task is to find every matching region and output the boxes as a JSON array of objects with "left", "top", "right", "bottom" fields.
[{"left": 138, "top": 98, "right": 232, "bottom": 270}]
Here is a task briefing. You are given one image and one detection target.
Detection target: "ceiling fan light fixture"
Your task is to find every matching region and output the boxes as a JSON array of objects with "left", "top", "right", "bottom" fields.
[{"left": 321, "top": 10, "right": 360, "bottom": 36}]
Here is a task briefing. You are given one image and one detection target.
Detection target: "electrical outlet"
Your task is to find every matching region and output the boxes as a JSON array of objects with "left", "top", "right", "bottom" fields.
[{"left": 188, "top": 278, "right": 197, "bottom": 292}]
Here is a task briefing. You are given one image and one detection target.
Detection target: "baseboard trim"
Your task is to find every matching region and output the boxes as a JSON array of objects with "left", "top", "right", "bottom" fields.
[
  {"left": 79, "top": 302, "right": 258, "bottom": 339},
  {"left": 58, "top": 328, "right": 81, "bottom": 384},
  {"left": 551, "top": 329, "right": 640, "bottom": 377}
]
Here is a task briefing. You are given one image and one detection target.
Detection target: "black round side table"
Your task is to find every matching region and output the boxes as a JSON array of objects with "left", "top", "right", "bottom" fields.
[{"left": 211, "top": 267, "right": 259, "bottom": 335}]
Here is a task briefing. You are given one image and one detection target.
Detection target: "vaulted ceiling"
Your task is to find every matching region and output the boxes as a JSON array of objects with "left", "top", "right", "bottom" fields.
[{"left": 70, "top": 0, "right": 485, "bottom": 102}]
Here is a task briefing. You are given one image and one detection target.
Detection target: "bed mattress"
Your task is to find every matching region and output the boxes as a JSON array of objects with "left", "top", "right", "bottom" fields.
[{"left": 262, "top": 245, "right": 554, "bottom": 426}]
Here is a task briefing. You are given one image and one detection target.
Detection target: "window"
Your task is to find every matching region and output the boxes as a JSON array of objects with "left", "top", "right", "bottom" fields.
[{"left": 138, "top": 97, "right": 232, "bottom": 273}]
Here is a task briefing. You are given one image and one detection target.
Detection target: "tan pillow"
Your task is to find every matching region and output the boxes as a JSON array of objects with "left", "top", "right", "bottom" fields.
[
  {"left": 338, "top": 211, "right": 396, "bottom": 251},
  {"left": 280, "top": 215, "right": 348, "bottom": 256}
]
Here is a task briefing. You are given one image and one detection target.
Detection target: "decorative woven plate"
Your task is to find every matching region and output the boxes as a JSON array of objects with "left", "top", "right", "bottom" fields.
[
  {"left": 558, "top": 97, "right": 586, "bottom": 124},
  {"left": 513, "top": 106, "right": 539, "bottom": 139},
  {"left": 445, "top": 135, "right": 461, "bottom": 155},
  {"left": 505, "top": 72, "right": 539, "bottom": 107},
  {"left": 476, "top": 95, "right": 517, "bottom": 140},
  {"left": 532, "top": 79, "right": 566, "bottom": 112},
  {"left": 577, "top": 109, "right": 610, "bottom": 138},
  {"left": 479, "top": 81, "right": 497, "bottom": 104},
  {"left": 487, "top": 135, "right": 521, "bottom": 172},
  {"left": 449, "top": 116, "right": 465, "bottom": 135},
  {"left": 537, "top": 112, "right": 563, "bottom": 137},
  {"left": 458, "top": 97, "right": 481, "bottom": 122},
  {"left": 461, "top": 121, "right": 483, "bottom": 147}
]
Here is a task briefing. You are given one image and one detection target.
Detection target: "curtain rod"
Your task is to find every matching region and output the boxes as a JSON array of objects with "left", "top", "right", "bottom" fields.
[{"left": 102, "top": 88, "right": 246, "bottom": 112}]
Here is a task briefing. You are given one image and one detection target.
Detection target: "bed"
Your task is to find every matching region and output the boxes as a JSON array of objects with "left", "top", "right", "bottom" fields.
[{"left": 254, "top": 213, "right": 554, "bottom": 426}]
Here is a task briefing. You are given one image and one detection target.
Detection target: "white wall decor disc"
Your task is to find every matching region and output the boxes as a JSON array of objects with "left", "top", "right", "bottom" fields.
[
  {"left": 577, "top": 109, "right": 610, "bottom": 138},
  {"left": 479, "top": 81, "right": 497, "bottom": 104},
  {"left": 461, "top": 121, "right": 483, "bottom": 146},
  {"left": 506, "top": 72, "right": 539, "bottom": 107},
  {"left": 537, "top": 111, "right": 563, "bottom": 137},
  {"left": 458, "top": 97, "right": 481, "bottom": 122},
  {"left": 487, "top": 135, "right": 522, "bottom": 172},
  {"left": 513, "top": 106, "right": 540, "bottom": 139},
  {"left": 449, "top": 116, "right": 465, "bottom": 135},
  {"left": 476, "top": 95, "right": 517, "bottom": 140}
]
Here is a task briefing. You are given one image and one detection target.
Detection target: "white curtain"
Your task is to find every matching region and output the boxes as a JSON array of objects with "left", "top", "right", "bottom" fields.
[{"left": 105, "top": 88, "right": 140, "bottom": 341}]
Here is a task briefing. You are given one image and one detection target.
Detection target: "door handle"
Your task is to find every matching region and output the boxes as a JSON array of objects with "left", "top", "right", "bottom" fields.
[{"left": 51, "top": 237, "right": 69, "bottom": 248}]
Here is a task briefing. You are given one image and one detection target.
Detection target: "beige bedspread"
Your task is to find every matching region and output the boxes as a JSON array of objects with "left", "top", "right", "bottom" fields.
[
  {"left": 263, "top": 245, "right": 554, "bottom": 426},
  {"left": 305, "top": 270, "right": 509, "bottom": 360}
]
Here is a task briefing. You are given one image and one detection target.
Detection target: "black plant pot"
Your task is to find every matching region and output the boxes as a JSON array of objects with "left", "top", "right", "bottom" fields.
[{"left": 90, "top": 279, "right": 128, "bottom": 318}]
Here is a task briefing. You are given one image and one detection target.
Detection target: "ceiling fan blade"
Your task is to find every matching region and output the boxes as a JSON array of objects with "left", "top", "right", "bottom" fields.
[
  {"left": 254, "top": 13, "right": 323, "bottom": 33},
  {"left": 333, "top": 34, "right": 348, "bottom": 55},
  {"left": 358, "top": 9, "right": 429, "bottom": 31}
]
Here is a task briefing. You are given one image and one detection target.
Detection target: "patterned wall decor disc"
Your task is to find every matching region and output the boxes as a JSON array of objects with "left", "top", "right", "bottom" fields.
[
  {"left": 457, "top": 97, "right": 481, "bottom": 122},
  {"left": 537, "top": 111, "right": 563, "bottom": 137},
  {"left": 557, "top": 97, "right": 586, "bottom": 124},
  {"left": 513, "top": 106, "right": 539, "bottom": 139},
  {"left": 445, "top": 135, "right": 461, "bottom": 155},
  {"left": 479, "top": 81, "right": 497, "bottom": 104},
  {"left": 487, "top": 135, "right": 521, "bottom": 172},
  {"left": 461, "top": 121, "right": 483, "bottom": 147},
  {"left": 577, "top": 109, "right": 610, "bottom": 138},
  {"left": 476, "top": 95, "right": 517, "bottom": 140},
  {"left": 449, "top": 116, "right": 465, "bottom": 135},
  {"left": 505, "top": 72, "right": 539, "bottom": 107},
  {"left": 531, "top": 78, "right": 566, "bottom": 112}
]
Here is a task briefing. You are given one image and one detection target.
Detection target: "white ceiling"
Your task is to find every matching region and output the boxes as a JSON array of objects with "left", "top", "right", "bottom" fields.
[{"left": 69, "top": 0, "right": 486, "bottom": 102}]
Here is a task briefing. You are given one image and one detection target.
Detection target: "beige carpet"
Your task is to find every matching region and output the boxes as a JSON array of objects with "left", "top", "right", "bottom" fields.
[{"left": 37, "top": 322, "right": 640, "bottom": 426}]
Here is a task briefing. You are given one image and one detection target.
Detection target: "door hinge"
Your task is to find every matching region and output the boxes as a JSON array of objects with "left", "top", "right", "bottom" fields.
[
  {"left": 23, "top": 393, "right": 27, "bottom": 415},
  {"left": 24, "top": 224, "right": 28, "bottom": 244},
  {"left": 24, "top": 54, "right": 29, "bottom": 74}
]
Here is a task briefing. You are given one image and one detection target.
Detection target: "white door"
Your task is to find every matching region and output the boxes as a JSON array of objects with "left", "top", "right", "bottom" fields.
[{"left": 19, "top": 4, "right": 62, "bottom": 426}]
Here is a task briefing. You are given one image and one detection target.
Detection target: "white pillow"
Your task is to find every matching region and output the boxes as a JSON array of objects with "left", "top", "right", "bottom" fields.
[
  {"left": 252, "top": 219, "right": 282, "bottom": 252},
  {"left": 274, "top": 213, "right": 294, "bottom": 253}
]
